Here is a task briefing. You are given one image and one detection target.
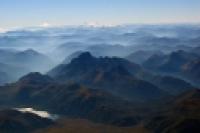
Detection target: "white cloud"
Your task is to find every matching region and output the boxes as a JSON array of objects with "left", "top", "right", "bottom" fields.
[
  {"left": 85, "top": 21, "right": 116, "bottom": 27},
  {"left": 0, "top": 27, "right": 7, "bottom": 33},
  {"left": 86, "top": 21, "right": 100, "bottom": 27},
  {"left": 40, "top": 22, "right": 51, "bottom": 27}
]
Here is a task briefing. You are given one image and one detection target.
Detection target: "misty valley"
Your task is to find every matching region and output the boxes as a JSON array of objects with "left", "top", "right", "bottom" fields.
[{"left": 0, "top": 25, "right": 200, "bottom": 133}]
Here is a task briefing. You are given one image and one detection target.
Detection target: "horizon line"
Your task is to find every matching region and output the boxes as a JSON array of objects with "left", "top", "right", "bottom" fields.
[{"left": 1, "top": 22, "right": 200, "bottom": 33}]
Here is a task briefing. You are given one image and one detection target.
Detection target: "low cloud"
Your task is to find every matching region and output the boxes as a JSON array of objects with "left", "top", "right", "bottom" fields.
[
  {"left": 85, "top": 21, "right": 116, "bottom": 27},
  {"left": 40, "top": 22, "right": 51, "bottom": 27},
  {"left": 0, "top": 27, "right": 7, "bottom": 33}
]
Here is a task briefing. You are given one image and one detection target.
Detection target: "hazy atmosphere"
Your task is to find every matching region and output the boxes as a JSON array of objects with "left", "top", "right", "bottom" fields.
[{"left": 0, "top": 0, "right": 200, "bottom": 133}]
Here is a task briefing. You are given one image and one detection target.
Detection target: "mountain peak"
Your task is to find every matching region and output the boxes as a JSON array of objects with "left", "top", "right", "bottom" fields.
[
  {"left": 77, "top": 52, "right": 94, "bottom": 59},
  {"left": 70, "top": 52, "right": 96, "bottom": 65},
  {"left": 19, "top": 72, "right": 53, "bottom": 84}
]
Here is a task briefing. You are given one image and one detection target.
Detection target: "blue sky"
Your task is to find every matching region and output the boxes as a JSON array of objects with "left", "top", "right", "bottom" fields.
[{"left": 0, "top": 0, "right": 200, "bottom": 29}]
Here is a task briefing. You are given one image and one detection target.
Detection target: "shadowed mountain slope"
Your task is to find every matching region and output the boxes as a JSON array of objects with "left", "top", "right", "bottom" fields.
[{"left": 48, "top": 52, "right": 168, "bottom": 102}]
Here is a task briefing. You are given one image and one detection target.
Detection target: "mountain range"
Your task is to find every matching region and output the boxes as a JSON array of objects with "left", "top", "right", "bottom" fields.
[
  {"left": 0, "top": 49, "right": 55, "bottom": 85},
  {"left": 0, "top": 25, "right": 199, "bottom": 133},
  {"left": 143, "top": 50, "right": 200, "bottom": 86}
]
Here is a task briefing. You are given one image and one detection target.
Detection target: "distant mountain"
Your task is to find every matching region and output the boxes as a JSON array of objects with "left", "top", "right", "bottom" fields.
[
  {"left": 14, "top": 49, "right": 45, "bottom": 60},
  {"left": 0, "top": 49, "right": 25, "bottom": 81},
  {"left": 143, "top": 50, "right": 200, "bottom": 87},
  {"left": 0, "top": 49, "right": 54, "bottom": 72},
  {"left": 0, "top": 49, "right": 17, "bottom": 61},
  {"left": 48, "top": 52, "right": 168, "bottom": 102},
  {"left": 53, "top": 42, "right": 87, "bottom": 61},
  {"left": 86, "top": 44, "right": 128, "bottom": 57},
  {"left": 0, "top": 49, "right": 54, "bottom": 85},
  {"left": 126, "top": 50, "right": 163, "bottom": 64},
  {"left": 0, "top": 62, "right": 28, "bottom": 75},
  {"left": 143, "top": 54, "right": 167, "bottom": 70},
  {"left": 0, "top": 62, "right": 30, "bottom": 85},
  {"left": 0, "top": 109, "right": 53, "bottom": 133},
  {"left": 10, "top": 49, "right": 54, "bottom": 72},
  {"left": 182, "top": 59, "right": 200, "bottom": 86},
  {"left": 158, "top": 50, "right": 199, "bottom": 73},
  {"left": 143, "top": 50, "right": 199, "bottom": 73},
  {"left": 145, "top": 75, "right": 194, "bottom": 95},
  {"left": 0, "top": 71, "right": 10, "bottom": 85}
]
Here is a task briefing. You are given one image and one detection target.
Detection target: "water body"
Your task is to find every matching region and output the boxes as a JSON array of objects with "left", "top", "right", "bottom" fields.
[{"left": 15, "top": 107, "right": 59, "bottom": 120}]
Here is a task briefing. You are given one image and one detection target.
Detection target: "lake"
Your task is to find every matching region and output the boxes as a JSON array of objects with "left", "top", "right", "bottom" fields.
[{"left": 15, "top": 107, "right": 59, "bottom": 120}]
